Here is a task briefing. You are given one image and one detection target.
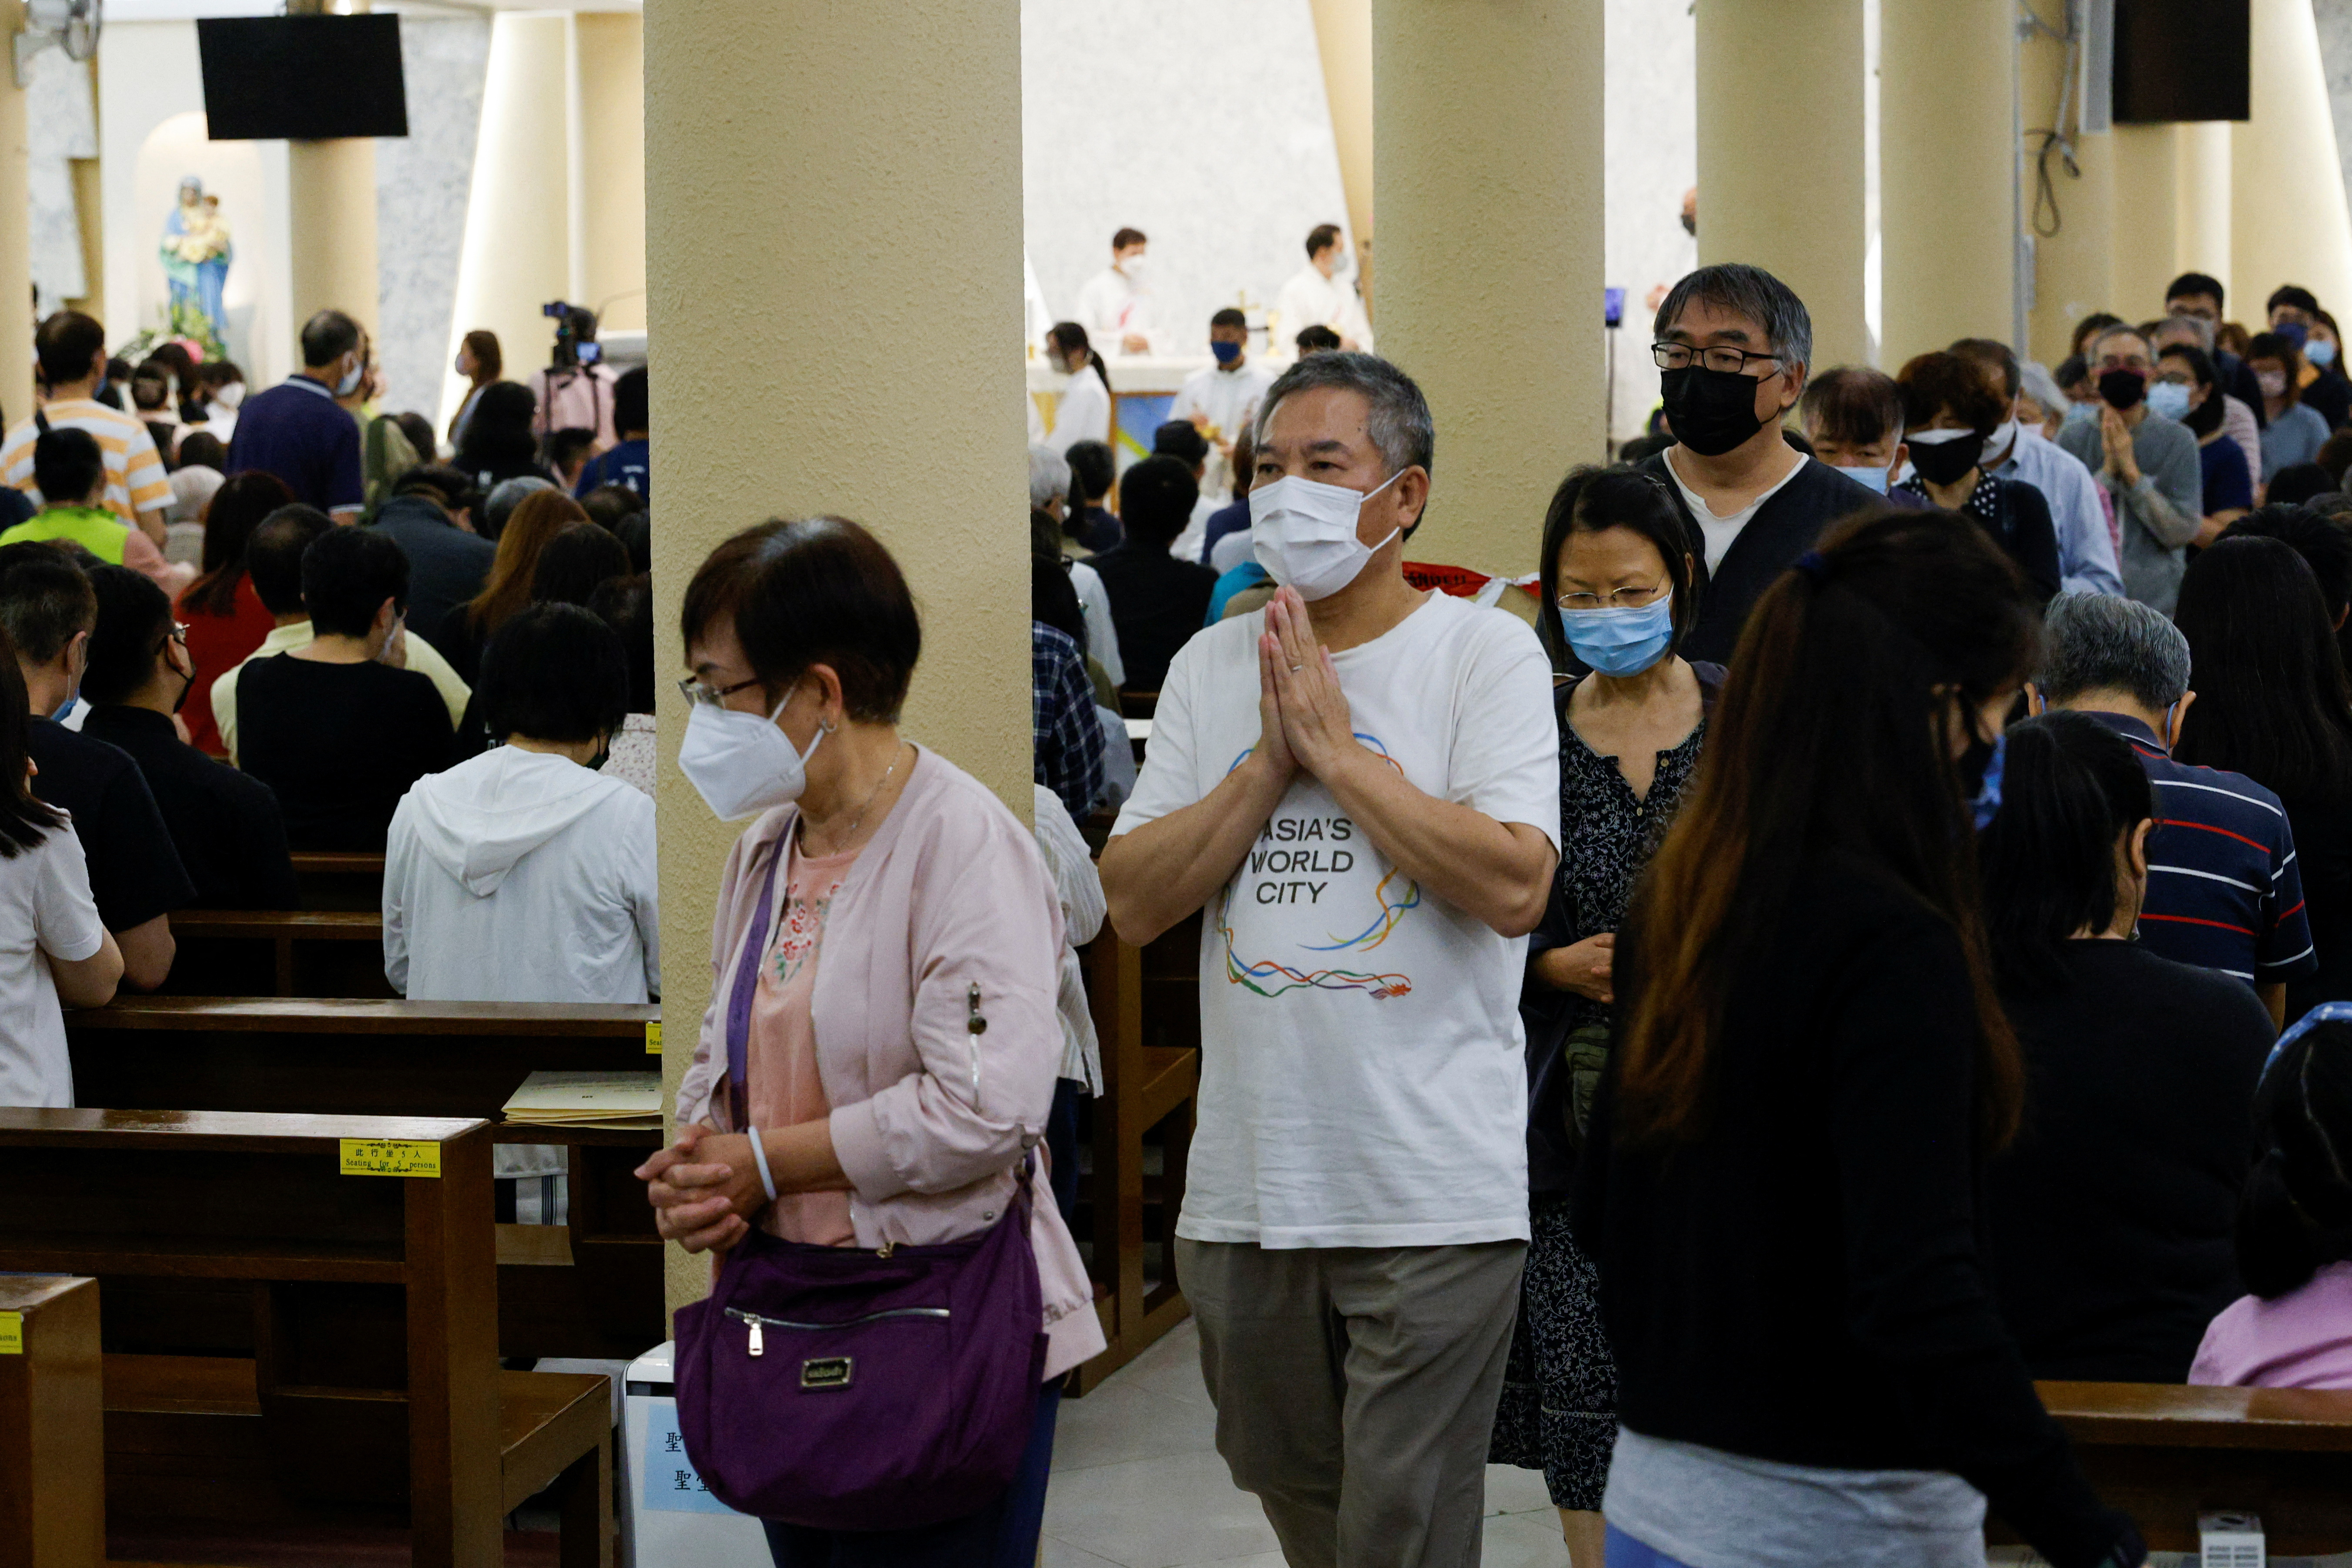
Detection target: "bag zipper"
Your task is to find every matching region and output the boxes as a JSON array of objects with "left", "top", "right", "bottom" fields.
[{"left": 725, "top": 1304, "right": 951, "bottom": 1358}]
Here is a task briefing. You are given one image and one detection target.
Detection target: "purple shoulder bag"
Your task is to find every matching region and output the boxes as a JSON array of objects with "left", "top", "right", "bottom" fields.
[{"left": 671, "top": 841, "right": 1049, "bottom": 1530}]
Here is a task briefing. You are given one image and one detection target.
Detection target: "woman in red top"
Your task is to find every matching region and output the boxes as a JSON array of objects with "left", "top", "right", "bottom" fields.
[{"left": 177, "top": 471, "right": 294, "bottom": 756}]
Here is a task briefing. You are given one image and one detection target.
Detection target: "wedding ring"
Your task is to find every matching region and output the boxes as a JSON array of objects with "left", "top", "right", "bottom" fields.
[{"left": 1288, "top": 663, "right": 1304, "bottom": 673}]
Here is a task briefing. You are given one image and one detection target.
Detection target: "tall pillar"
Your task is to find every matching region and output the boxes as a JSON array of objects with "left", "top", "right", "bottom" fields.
[
  {"left": 646, "top": 0, "right": 1027, "bottom": 1314},
  {"left": 2109, "top": 124, "right": 2181, "bottom": 322},
  {"left": 1372, "top": 0, "right": 1603, "bottom": 577},
  {"left": 2234, "top": 0, "right": 2352, "bottom": 317},
  {"left": 1880, "top": 0, "right": 2017, "bottom": 368},
  {"left": 1306, "top": 0, "right": 1375, "bottom": 311},
  {"left": 0, "top": 1, "right": 33, "bottom": 428},
  {"left": 2019, "top": 16, "right": 2112, "bottom": 365},
  {"left": 1695, "top": 0, "right": 1869, "bottom": 370},
  {"left": 285, "top": 0, "right": 378, "bottom": 338},
  {"left": 575, "top": 12, "right": 644, "bottom": 333},
  {"left": 2175, "top": 121, "right": 2233, "bottom": 309}
]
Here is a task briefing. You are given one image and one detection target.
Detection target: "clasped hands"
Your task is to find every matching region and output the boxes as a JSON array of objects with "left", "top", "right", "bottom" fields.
[
  {"left": 636, "top": 1123, "right": 762, "bottom": 1253},
  {"left": 2097, "top": 405, "right": 2143, "bottom": 488},
  {"left": 1252, "top": 586, "right": 1363, "bottom": 789}
]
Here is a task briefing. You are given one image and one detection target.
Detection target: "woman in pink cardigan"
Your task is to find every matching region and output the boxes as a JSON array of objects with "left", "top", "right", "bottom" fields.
[{"left": 639, "top": 517, "right": 1105, "bottom": 1567}]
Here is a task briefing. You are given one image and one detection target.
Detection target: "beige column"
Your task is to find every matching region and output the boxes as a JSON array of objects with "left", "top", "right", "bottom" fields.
[
  {"left": 575, "top": 12, "right": 644, "bottom": 333},
  {"left": 2175, "top": 121, "right": 2232, "bottom": 308},
  {"left": 1695, "top": 0, "right": 1869, "bottom": 370},
  {"left": 2108, "top": 124, "right": 2180, "bottom": 324},
  {"left": 1306, "top": 0, "right": 1374, "bottom": 309},
  {"left": 1371, "top": 0, "right": 1603, "bottom": 577},
  {"left": 285, "top": 0, "right": 378, "bottom": 338},
  {"left": 646, "top": 0, "right": 1027, "bottom": 1315},
  {"left": 0, "top": 1, "right": 32, "bottom": 427},
  {"left": 2234, "top": 0, "right": 2352, "bottom": 317},
  {"left": 1880, "top": 0, "right": 2016, "bottom": 368},
  {"left": 2018, "top": 17, "right": 2111, "bottom": 365}
]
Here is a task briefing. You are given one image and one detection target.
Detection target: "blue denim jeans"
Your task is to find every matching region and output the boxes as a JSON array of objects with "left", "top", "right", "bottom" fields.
[
  {"left": 1606, "top": 1522, "right": 1701, "bottom": 1568},
  {"left": 761, "top": 1381, "right": 1061, "bottom": 1568}
]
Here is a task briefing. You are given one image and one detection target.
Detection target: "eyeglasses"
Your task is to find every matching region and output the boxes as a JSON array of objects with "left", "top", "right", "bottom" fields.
[
  {"left": 676, "top": 675, "right": 763, "bottom": 709},
  {"left": 154, "top": 622, "right": 188, "bottom": 656},
  {"left": 1652, "top": 342, "right": 1783, "bottom": 376},
  {"left": 1558, "top": 584, "right": 1666, "bottom": 612}
]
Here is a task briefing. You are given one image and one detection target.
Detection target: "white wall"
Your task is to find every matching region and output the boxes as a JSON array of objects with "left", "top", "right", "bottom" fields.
[
  {"left": 99, "top": 19, "right": 293, "bottom": 375},
  {"left": 1020, "top": 0, "right": 1352, "bottom": 356},
  {"left": 1604, "top": 0, "right": 1698, "bottom": 443}
]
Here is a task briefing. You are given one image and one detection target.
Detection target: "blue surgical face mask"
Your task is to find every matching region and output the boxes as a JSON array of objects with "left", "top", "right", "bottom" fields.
[
  {"left": 2313, "top": 338, "right": 2340, "bottom": 369},
  {"left": 1558, "top": 591, "right": 1675, "bottom": 678},
  {"left": 1835, "top": 464, "right": 1889, "bottom": 495},
  {"left": 1211, "top": 339, "right": 1242, "bottom": 365},
  {"left": 2146, "top": 380, "right": 2193, "bottom": 421}
]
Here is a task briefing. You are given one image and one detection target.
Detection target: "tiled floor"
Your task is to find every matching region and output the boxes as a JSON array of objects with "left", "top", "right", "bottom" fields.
[{"left": 1041, "top": 1315, "right": 1571, "bottom": 1568}]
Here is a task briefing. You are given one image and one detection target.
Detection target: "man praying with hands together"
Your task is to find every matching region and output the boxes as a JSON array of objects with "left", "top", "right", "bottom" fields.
[{"left": 1100, "top": 352, "right": 1559, "bottom": 1568}]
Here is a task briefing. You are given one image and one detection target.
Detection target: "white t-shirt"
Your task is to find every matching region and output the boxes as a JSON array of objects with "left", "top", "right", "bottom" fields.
[
  {"left": 1067, "top": 560, "right": 1125, "bottom": 688},
  {"left": 1074, "top": 267, "right": 1152, "bottom": 349},
  {"left": 1111, "top": 591, "right": 1559, "bottom": 1248},
  {"left": 1170, "top": 362, "right": 1276, "bottom": 445},
  {"left": 1045, "top": 367, "right": 1111, "bottom": 455},
  {"left": 1275, "top": 265, "right": 1376, "bottom": 353},
  {"left": 1664, "top": 446, "right": 1810, "bottom": 572},
  {"left": 0, "top": 817, "right": 106, "bottom": 1108}
]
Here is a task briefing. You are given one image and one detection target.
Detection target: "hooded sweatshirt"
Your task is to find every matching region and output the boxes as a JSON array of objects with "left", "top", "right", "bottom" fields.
[{"left": 383, "top": 745, "right": 659, "bottom": 1003}]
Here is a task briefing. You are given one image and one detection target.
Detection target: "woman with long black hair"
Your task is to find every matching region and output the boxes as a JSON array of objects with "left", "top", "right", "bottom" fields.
[
  {"left": 1574, "top": 510, "right": 2144, "bottom": 1568},
  {"left": 2174, "top": 535, "right": 2352, "bottom": 1016},
  {"left": 1977, "top": 712, "right": 2272, "bottom": 1382}
]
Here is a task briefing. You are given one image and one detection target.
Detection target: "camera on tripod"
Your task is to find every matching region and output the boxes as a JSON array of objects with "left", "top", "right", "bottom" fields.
[{"left": 542, "top": 300, "right": 603, "bottom": 369}]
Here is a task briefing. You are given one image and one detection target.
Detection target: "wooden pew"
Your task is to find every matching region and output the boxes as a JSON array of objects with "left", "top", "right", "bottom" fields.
[
  {"left": 1070, "top": 913, "right": 1201, "bottom": 1394},
  {"left": 0, "top": 1275, "right": 103, "bottom": 1568},
  {"left": 163, "top": 909, "right": 395, "bottom": 998},
  {"left": 0, "top": 1109, "right": 610, "bottom": 1568},
  {"left": 66, "top": 997, "right": 665, "bottom": 1362},
  {"left": 290, "top": 849, "right": 386, "bottom": 912},
  {"left": 1987, "top": 1382, "right": 2352, "bottom": 1555}
]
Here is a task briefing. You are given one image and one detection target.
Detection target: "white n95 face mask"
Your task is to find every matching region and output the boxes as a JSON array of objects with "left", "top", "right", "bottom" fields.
[
  {"left": 1250, "top": 469, "right": 1403, "bottom": 601},
  {"left": 677, "top": 686, "right": 825, "bottom": 821}
]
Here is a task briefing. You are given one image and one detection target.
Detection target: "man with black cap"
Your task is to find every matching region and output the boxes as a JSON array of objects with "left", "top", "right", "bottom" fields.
[{"left": 1634, "top": 263, "right": 1881, "bottom": 664}]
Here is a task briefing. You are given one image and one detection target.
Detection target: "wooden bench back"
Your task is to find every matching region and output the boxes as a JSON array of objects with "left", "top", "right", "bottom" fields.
[
  {"left": 0, "top": 1110, "right": 503, "bottom": 1567},
  {"left": 66, "top": 1000, "right": 666, "bottom": 1362},
  {"left": 0, "top": 1275, "right": 103, "bottom": 1568},
  {"left": 164, "top": 909, "right": 395, "bottom": 998}
]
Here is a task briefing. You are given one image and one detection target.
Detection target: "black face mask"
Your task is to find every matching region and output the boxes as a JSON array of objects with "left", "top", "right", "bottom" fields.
[
  {"left": 1659, "top": 364, "right": 1771, "bottom": 458},
  {"left": 2098, "top": 368, "right": 2148, "bottom": 411},
  {"left": 1906, "top": 432, "right": 1984, "bottom": 488}
]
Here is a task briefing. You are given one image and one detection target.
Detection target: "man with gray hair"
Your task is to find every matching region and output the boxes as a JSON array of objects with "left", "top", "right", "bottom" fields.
[
  {"left": 2057, "top": 323, "right": 2204, "bottom": 613},
  {"left": 1027, "top": 441, "right": 1071, "bottom": 520},
  {"left": 1100, "top": 351, "right": 1560, "bottom": 1566},
  {"left": 1636, "top": 263, "right": 1883, "bottom": 662},
  {"left": 2035, "top": 592, "right": 2314, "bottom": 1025}
]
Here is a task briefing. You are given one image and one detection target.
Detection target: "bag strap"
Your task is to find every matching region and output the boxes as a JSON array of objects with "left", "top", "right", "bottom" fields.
[{"left": 726, "top": 838, "right": 787, "bottom": 1130}]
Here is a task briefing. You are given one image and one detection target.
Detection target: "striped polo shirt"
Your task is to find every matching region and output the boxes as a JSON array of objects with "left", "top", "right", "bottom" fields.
[
  {"left": 2083, "top": 711, "right": 2317, "bottom": 988},
  {"left": 0, "top": 399, "right": 171, "bottom": 524}
]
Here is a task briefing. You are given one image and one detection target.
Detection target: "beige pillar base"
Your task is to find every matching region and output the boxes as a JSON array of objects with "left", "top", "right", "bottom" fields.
[
  {"left": 646, "top": 0, "right": 1028, "bottom": 1317},
  {"left": 1880, "top": 0, "right": 2017, "bottom": 368},
  {"left": 1372, "top": 0, "right": 1603, "bottom": 577},
  {"left": 287, "top": 138, "right": 379, "bottom": 339},
  {"left": 1697, "top": 0, "right": 1868, "bottom": 370}
]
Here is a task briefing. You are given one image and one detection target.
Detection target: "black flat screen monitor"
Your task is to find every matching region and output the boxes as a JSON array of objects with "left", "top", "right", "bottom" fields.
[
  {"left": 197, "top": 16, "right": 408, "bottom": 141},
  {"left": 2113, "top": 0, "right": 2249, "bottom": 124}
]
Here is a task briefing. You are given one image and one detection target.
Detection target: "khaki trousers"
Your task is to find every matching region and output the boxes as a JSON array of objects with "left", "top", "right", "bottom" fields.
[{"left": 1177, "top": 1237, "right": 1527, "bottom": 1568}]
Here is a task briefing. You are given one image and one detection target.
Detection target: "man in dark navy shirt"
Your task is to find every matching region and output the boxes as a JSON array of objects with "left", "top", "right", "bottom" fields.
[
  {"left": 80, "top": 565, "right": 297, "bottom": 909},
  {"left": 228, "top": 310, "right": 367, "bottom": 521},
  {"left": 2038, "top": 592, "right": 2315, "bottom": 1027},
  {"left": 572, "top": 366, "right": 649, "bottom": 501}
]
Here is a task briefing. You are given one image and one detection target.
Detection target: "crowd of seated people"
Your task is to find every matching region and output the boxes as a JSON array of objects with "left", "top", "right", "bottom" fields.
[{"left": 32, "top": 251, "right": 2352, "bottom": 1568}]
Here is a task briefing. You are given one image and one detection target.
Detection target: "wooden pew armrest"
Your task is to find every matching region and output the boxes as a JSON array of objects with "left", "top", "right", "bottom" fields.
[{"left": 500, "top": 1369, "right": 610, "bottom": 1513}]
